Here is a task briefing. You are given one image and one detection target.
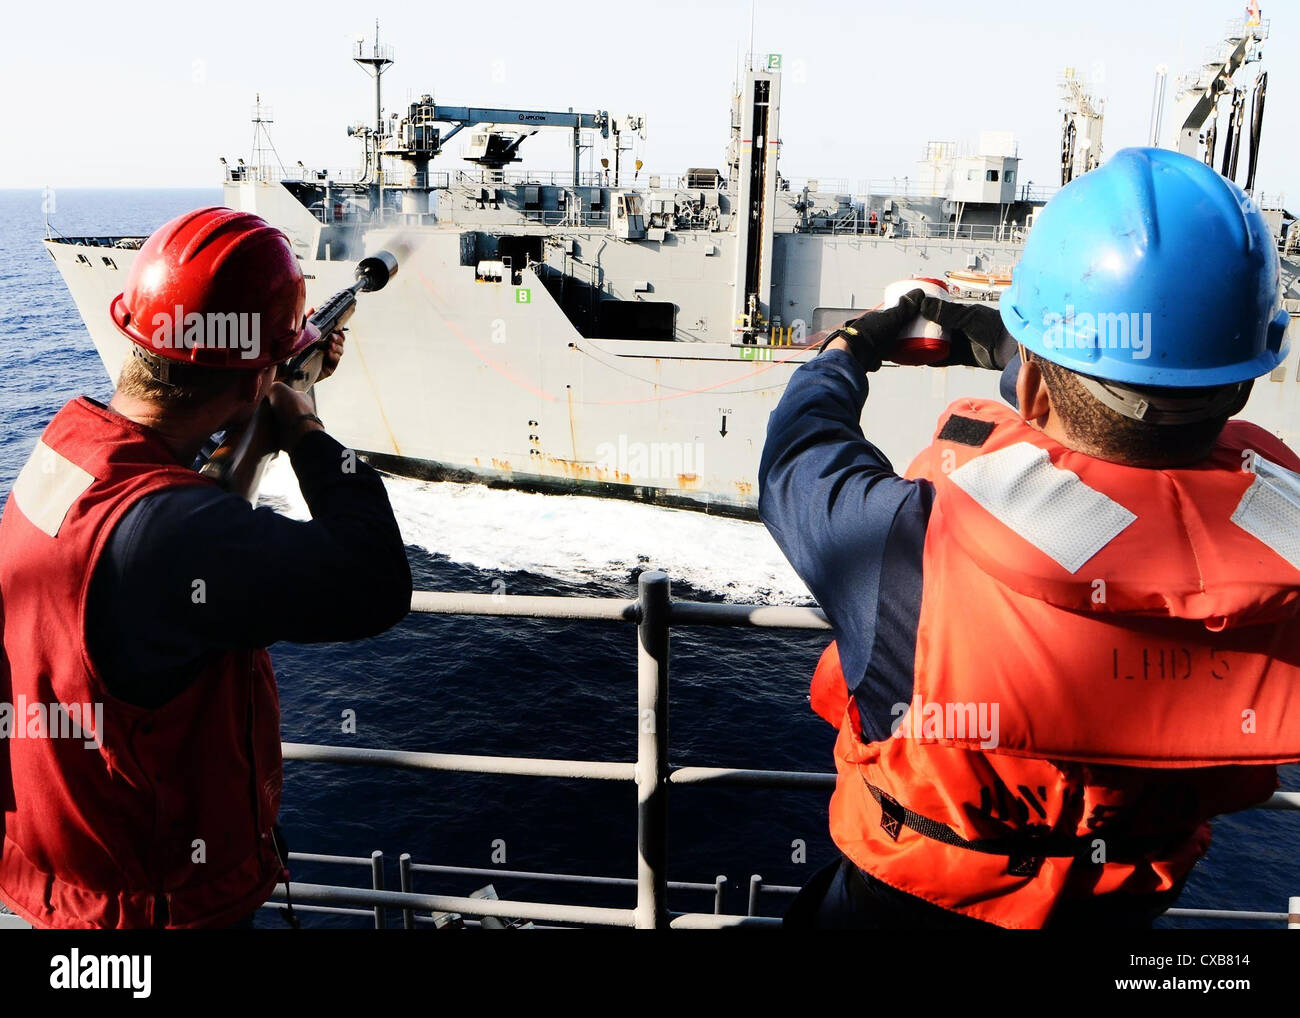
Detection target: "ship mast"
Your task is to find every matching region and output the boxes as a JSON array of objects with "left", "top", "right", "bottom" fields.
[
  {"left": 249, "top": 94, "right": 284, "bottom": 180},
  {"left": 354, "top": 21, "right": 394, "bottom": 218}
]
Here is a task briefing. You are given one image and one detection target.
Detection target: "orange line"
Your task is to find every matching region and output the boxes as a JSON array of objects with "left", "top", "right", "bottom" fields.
[{"left": 416, "top": 270, "right": 560, "bottom": 402}]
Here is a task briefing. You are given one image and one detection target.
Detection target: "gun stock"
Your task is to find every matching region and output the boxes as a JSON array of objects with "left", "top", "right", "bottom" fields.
[{"left": 198, "top": 250, "right": 398, "bottom": 502}]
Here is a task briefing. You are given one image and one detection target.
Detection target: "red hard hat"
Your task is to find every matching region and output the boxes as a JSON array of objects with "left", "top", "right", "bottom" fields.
[{"left": 110, "top": 206, "right": 319, "bottom": 370}]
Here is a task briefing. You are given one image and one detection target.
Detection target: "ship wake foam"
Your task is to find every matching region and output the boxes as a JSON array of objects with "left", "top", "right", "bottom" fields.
[{"left": 258, "top": 454, "right": 811, "bottom": 604}]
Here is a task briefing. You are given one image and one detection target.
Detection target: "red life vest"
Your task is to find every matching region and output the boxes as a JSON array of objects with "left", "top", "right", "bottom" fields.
[
  {"left": 0, "top": 398, "right": 284, "bottom": 929},
  {"left": 813, "top": 398, "right": 1300, "bottom": 928}
]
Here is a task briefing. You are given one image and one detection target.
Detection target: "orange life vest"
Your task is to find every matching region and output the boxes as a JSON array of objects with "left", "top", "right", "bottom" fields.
[
  {"left": 813, "top": 397, "right": 1300, "bottom": 928},
  {"left": 0, "top": 398, "right": 284, "bottom": 928}
]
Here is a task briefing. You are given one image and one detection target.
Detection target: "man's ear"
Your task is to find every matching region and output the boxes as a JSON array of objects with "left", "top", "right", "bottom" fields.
[{"left": 1015, "top": 351, "right": 1052, "bottom": 424}]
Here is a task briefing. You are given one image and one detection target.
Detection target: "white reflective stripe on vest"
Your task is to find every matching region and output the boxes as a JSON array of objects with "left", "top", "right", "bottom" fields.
[
  {"left": 948, "top": 442, "right": 1137, "bottom": 573},
  {"left": 10, "top": 440, "right": 95, "bottom": 539},
  {"left": 1231, "top": 454, "right": 1300, "bottom": 571}
]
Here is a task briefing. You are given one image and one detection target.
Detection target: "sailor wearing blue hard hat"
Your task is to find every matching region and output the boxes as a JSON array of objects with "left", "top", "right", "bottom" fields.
[
  {"left": 1000, "top": 145, "right": 1289, "bottom": 424},
  {"left": 760, "top": 147, "right": 1300, "bottom": 929}
]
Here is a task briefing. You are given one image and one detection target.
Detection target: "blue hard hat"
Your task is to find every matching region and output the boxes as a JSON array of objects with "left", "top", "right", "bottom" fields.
[{"left": 1000, "top": 146, "right": 1289, "bottom": 388}]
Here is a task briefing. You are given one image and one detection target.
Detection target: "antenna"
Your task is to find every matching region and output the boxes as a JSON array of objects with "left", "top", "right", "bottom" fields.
[
  {"left": 353, "top": 20, "right": 394, "bottom": 140},
  {"left": 353, "top": 21, "right": 395, "bottom": 212},
  {"left": 748, "top": 2, "right": 756, "bottom": 72},
  {"left": 250, "top": 93, "right": 285, "bottom": 178}
]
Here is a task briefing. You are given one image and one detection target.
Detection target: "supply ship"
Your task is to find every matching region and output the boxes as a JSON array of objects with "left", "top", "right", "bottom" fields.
[{"left": 42, "top": 15, "right": 1296, "bottom": 521}]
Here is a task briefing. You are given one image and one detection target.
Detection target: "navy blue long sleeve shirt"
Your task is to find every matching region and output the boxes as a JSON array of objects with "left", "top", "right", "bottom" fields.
[
  {"left": 86, "top": 429, "right": 413, "bottom": 709},
  {"left": 760, "top": 350, "right": 1021, "bottom": 739},
  {"left": 758, "top": 349, "right": 936, "bottom": 741}
]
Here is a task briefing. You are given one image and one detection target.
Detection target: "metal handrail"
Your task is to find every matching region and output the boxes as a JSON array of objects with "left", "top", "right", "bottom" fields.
[
  {"left": 275, "top": 851, "right": 727, "bottom": 920},
  {"left": 807, "top": 219, "right": 1030, "bottom": 243},
  {"left": 276, "top": 572, "right": 1300, "bottom": 929},
  {"left": 281, "top": 744, "right": 1300, "bottom": 804}
]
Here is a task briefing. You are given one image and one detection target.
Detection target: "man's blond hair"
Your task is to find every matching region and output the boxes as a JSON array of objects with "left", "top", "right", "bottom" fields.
[{"left": 116, "top": 354, "right": 248, "bottom": 409}]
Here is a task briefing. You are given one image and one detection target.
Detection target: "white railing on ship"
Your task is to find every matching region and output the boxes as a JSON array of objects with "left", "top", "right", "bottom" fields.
[
  {"left": 784, "top": 177, "right": 1059, "bottom": 203},
  {"left": 451, "top": 168, "right": 612, "bottom": 189},
  {"left": 265, "top": 571, "right": 1300, "bottom": 930},
  {"left": 818, "top": 219, "right": 1030, "bottom": 243}
]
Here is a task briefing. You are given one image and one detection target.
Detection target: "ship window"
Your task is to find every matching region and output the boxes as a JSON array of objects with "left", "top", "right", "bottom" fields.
[
  {"left": 617, "top": 197, "right": 626, "bottom": 219},
  {"left": 1005, "top": 170, "right": 1015, "bottom": 185},
  {"left": 102, "top": 256, "right": 117, "bottom": 269},
  {"left": 985, "top": 169, "right": 1000, "bottom": 182}
]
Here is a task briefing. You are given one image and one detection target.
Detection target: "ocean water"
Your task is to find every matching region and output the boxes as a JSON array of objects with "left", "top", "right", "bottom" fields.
[{"left": 0, "top": 189, "right": 1295, "bottom": 928}]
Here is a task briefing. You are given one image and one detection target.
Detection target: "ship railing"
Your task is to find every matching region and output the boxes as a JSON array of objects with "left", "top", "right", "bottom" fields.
[
  {"left": 449, "top": 168, "right": 612, "bottom": 189},
  {"left": 647, "top": 174, "right": 690, "bottom": 190},
  {"left": 1224, "top": 16, "right": 1268, "bottom": 43},
  {"left": 223, "top": 165, "right": 371, "bottom": 186},
  {"left": 263, "top": 572, "right": 1300, "bottom": 930},
  {"left": 807, "top": 218, "right": 1030, "bottom": 243},
  {"left": 447, "top": 168, "right": 689, "bottom": 191},
  {"left": 518, "top": 209, "right": 611, "bottom": 228},
  {"left": 852, "top": 178, "right": 1059, "bottom": 203},
  {"left": 265, "top": 852, "right": 729, "bottom": 928},
  {"left": 358, "top": 170, "right": 451, "bottom": 191},
  {"left": 44, "top": 235, "right": 145, "bottom": 249},
  {"left": 787, "top": 176, "right": 854, "bottom": 195}
]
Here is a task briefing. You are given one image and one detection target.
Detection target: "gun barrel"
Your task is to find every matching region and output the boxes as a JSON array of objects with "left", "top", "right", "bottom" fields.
[{"left": 356, "top": 250, "right": 399, "bottom": 292}]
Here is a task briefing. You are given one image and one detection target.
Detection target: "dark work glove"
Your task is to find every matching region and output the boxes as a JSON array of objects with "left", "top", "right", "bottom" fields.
[
  {"left": 917, "top": 297, "right": 1018, "bottom": 370},
  {"left": 818, "top": 288, "right": 925, "bottom": 372}
]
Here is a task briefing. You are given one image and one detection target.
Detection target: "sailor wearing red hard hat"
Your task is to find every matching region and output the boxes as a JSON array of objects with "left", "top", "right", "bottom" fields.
[
  {"left": 761, "top": 148, "right": 1300, "bottom": 928},
  {"left": 0, "top": 208, "right": 411, "bottom": 928}
]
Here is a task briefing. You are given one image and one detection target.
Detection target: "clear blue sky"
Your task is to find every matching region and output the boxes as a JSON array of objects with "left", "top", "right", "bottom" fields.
[{"left": 2, "top": 0, "right": 1294, "bottom": 201}]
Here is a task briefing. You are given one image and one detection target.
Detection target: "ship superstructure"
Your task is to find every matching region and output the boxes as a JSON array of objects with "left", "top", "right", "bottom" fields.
[{"left": 44, "top": 15, "right": 1298, "bottom": 517}]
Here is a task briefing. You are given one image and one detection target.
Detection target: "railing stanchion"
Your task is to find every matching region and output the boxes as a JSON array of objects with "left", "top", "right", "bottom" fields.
[
  {"left": 636, "top": 570, "right": 671, "bottom": 929},
  {"left": 1290, "top": 896, "right": 1300, "bottom": 930},
  {"left": 371, "top": 850, "right": 386, "bottom": 929},
  {"left": 714, "top": 875, "right": 727, "bottom": 915},
  {"left": 748, "top": 874, "right": 763, "bottom": 917},
  {"left": 399, "top": 853, "right": 415, "bottom": 930}
]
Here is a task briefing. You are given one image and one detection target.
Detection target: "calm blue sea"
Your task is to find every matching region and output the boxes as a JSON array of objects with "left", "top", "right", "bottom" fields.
[{"left": 0, "top": 189, "right": 1294, "bottom": 928}]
